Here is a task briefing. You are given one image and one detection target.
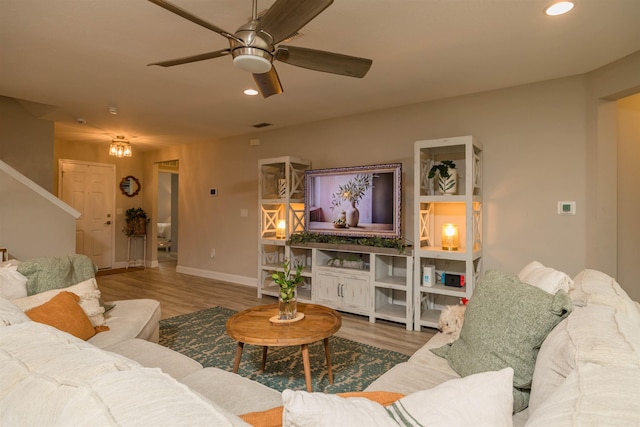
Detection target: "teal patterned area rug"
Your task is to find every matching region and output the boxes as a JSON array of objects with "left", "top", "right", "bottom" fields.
[{"left": 159, "top": 306, "right": 409, "bottom": 393}]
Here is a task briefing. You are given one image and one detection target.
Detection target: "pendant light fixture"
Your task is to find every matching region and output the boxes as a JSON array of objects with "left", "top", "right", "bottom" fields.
[{"left": 109, "top": 136, "right": 132, "bottom": 157}]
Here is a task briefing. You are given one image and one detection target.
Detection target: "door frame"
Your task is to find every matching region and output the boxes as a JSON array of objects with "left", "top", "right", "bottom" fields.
[{"left": 58, "top": 159, "right": 116, "bottom": 269}]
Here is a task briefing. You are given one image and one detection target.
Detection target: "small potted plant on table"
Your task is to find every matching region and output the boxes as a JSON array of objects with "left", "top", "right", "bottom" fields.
[{"left": 272, "top": 259, "right": 304, "bottom": 320}]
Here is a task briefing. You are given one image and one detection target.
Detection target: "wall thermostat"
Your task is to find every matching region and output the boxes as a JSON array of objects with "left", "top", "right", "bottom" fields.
[
  {"left": 210, "top": 188, "right": 218, "bottom": 196},
  {"left": 557, "top": 201, "right": 575, "bottom": 215}
]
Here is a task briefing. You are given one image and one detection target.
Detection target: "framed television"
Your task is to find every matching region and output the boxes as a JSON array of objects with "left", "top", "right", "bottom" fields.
[{"left": 304, "top": 163, "right": 402, "bottom": 238}]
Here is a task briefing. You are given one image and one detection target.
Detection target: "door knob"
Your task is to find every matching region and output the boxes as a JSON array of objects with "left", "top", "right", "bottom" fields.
[{"left": 105, "top": 221, "right": 112, "bottom": 225}]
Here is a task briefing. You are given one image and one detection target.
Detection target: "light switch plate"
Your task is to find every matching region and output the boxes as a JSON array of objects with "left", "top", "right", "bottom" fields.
[{"left": 558, "top": 201, "right": 576, "bottom": 215}]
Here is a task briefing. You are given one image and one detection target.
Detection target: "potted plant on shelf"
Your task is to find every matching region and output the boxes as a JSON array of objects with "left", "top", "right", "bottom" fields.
[
  {"left": 271, "top": 259, "right": 304, "bottom": 320},
  {"left": 329, "top": 173, "right": 372, "bottom": 227},
  {"left": 428, "top": 160, "right": 457, "bottom": 194},
  {"left": 123, "top": 207, "right": 150, "bottom": 237}
]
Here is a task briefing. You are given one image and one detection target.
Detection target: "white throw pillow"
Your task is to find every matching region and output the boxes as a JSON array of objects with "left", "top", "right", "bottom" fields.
[
  {"left": 282, "top": 368, "right": 514, "bottom": 427},
  {"left": 0, "top": 297, "right": 30, "bottom": 326},
  {"left": 11, "top": 278, "right": 106, "bottom": 327},
  {"left": 0, "top": 266, "right": 28, "bottom": 300},
  {"left": 518, "top": 261, "right": 574, "bottom": 294}
]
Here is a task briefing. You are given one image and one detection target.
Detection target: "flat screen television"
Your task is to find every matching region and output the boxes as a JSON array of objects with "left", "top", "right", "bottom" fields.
[{"left": 304, "top": 163, "right": 402, "bottom": 238}]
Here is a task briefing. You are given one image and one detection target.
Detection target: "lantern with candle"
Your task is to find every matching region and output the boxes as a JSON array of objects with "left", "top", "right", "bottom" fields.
[
  {"left": 276, "top": 219, "right": 286, "bottom": 239},
  {"left": 442, "top": 223, "right": 459, "bottom": 251}
]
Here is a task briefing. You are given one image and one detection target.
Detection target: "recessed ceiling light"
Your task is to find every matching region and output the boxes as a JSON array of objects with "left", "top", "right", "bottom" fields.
[
  {"left": 244, "top": 89, "right": 259, "bottom": 96},
  {"left": 545, "top": 1, "right": 575, "bottom": 16}
]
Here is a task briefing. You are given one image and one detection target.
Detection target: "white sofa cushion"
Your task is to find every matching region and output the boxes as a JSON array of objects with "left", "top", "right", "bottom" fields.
[
  {"left": 525, "top": 364, "right": 640, "bottom": 426},
  {"left": 366, "top": 332, "right": 460, "bottom": 395},
  {"left": 87, "top": 298, "right": 161, "bottom": 348},
  {"left": 0, "top": 264, "right": 27, "bottom": 300},
  {"left": 283, "top": 368, "right": 514, "bottom": 427},
  {"left": 182, "top": 367, "right": 283, "bottom": 415},
  {"left": 11, "top": 278, "right": 106, "bottom": 327},
  {"left": 528, "top": 269, "right": 640, "bottom": 419},
  {"left": 571, "top": 269, "right": 640, "bottom": 317},
  {"left": 0, "top": 321, "right": 247, "bottom": 426},
  {"left": 518, "top": 261, "right": 573, "bottom": 294},
  {"left": 0, "top": 297, "right": 29, "bottom": 326}
]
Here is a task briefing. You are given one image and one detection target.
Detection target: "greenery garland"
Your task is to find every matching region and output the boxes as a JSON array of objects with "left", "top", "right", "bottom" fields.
[{"left": 287, "top": 232, "right": 408, "bottom": 253}]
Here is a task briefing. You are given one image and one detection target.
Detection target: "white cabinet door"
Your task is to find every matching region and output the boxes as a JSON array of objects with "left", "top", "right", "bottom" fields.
[
  {"left": 342, "top": 274, "right": 370, "bottom": 312},
  {"left": 315, "top": 271, "right": 342, "bottom": 307}
]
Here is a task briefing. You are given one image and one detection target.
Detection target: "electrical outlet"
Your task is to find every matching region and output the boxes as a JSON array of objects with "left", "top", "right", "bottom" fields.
[{"left": 210, "top": 249, "right": 215, "bottom": 258}]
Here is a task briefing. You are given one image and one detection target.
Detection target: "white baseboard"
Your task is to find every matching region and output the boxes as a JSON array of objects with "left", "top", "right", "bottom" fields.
[
  {"left": 176, "top": 265, "right": 258, "bottom": 288},
  {"left": 111, "top": 260, "right": 157, "bottom": 269}
]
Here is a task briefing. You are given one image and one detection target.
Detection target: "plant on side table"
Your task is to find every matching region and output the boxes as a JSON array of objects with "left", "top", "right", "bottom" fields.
[
  {"left": 123, "top": 207, "right": 150, "bottom": 237},
  {"left": 271, "top": 259, "right": 304, "bottom": 320}
]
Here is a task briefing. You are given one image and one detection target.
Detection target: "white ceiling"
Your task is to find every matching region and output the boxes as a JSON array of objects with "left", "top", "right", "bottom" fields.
[{"left": 1, "top": 0, "right": 639, "bottom": 151}]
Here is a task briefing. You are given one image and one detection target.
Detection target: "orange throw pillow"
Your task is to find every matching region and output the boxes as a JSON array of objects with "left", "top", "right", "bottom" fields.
[
  {"left": 26, "top": 291, "right": 97, "bottom": 340},
  {"left": 239, "top": 391, "right": 405, "bottom": 427}
]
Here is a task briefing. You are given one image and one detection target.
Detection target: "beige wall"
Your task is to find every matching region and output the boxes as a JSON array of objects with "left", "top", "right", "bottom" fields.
[
  {"left": 617, "top": 94, "right": 640, "bottom": 302},
  {"left": 0, "top": 161, "right": 77, "bottom": 259},
  {"left": 158, "top": 75, "right": 590, "bottom": 285},
  {"left": 0, "top": 96, "right": 54, "bottom": 192}
]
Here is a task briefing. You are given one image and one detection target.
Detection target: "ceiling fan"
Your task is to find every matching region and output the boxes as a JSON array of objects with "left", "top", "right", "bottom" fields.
[{"left": 146, "top": 0, "right": 373, "bottom": 97}]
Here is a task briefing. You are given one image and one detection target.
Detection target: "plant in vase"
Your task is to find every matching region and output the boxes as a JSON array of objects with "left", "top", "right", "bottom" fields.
[
  {"left": 428, "top": 160, "right": 457, "bottom": 194},
  {"left": 123, "top": 207, "right": 150, "bottom": 237},
  {"left": 329, "top": 174, "right": 372, "bottom": 227},
  {"left": 271, "top": 259, "right": 304, "bottom": 320}
]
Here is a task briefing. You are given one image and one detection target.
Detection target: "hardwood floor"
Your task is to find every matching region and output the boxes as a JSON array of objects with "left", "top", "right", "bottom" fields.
[{"left": 96, "top": 259, "right": 435, "bottom": 356}]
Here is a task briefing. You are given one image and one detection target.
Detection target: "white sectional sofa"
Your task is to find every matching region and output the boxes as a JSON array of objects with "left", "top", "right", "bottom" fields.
[
  {"left": 2, "top": 256, "right": 639, "bottom": 426},
  {"left": 366, "top": 268, "right": 640, "bottom": 426}
]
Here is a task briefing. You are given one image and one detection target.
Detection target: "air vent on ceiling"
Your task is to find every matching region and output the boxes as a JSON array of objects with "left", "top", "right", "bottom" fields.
[{"left": 253, "top": 122, "right": 273, "bottom": 128}]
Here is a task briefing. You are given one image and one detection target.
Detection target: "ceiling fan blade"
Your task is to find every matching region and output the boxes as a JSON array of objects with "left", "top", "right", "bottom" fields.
[
  {"left": 275, "top": 46, "right": 372, "bottom": 78},
  {"left": 148, "top": 49, "right": 231, "bottom": 67},
  {"left": 256, "top": 0, "right": 334, "bottom": 44},
  {"left": 253, "top": 68, "right": 284, "bottom": 98},
  {"left": 147, "top": 0, "right": 242, "bottom": 43}
]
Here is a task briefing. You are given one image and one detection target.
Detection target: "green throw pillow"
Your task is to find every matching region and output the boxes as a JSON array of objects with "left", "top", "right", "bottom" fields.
[
  {"left": 431, "top": 270, "right": 572, "bottom": 413},
  {"left": 18, "top": 255, "right": 98, "bottom": 296}
]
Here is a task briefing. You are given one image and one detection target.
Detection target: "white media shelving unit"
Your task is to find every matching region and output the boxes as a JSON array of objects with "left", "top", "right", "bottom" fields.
[
  {"left": 296, "top": 243, "right": 413, "bottom": 331},
  {"left": 257, "top": 157, "right": 413, "bottom": 330},
  {"left": 413, "top": 136, "right": 483, "bottom": 330}
]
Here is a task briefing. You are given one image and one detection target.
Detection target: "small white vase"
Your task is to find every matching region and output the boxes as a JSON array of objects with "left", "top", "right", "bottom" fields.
[{"left": 438, "top": 169, "right": 457, "bottom": 195}]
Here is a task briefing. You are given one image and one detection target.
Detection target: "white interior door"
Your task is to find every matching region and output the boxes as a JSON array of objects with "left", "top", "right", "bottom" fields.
[{"left": 60, "top": 160, "right": 115, "bottom": 269}]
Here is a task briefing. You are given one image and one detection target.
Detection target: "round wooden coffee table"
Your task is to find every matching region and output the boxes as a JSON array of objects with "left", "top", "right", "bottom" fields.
[{"left": 225, "top": 303, "right": 342, "bottom": 392}]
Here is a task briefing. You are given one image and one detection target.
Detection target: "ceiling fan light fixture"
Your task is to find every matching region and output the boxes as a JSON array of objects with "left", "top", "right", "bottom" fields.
[
  {"left": 109, "top": 136, "right": 132, "bottom": 158},
  {"left": 544, "top": 1, "right": 575, "bottom": 16},
  {"left": 233, "top": 54, "right": 272, "bottom": 73},
  {"left": 232, "top": 47, "right": 273, "bottom": 73}
]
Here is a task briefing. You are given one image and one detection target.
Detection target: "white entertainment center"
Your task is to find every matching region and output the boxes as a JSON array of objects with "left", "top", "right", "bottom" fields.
[{"left": 257, "top": 136, "right": 481, "bottom": 332}]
